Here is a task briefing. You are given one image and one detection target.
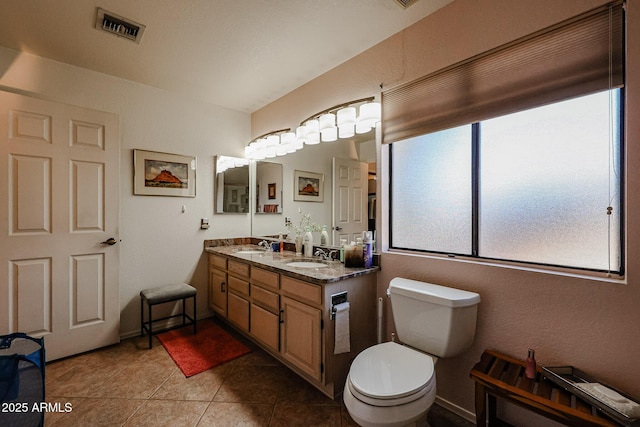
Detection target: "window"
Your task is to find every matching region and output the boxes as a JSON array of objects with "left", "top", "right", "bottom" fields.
[{"left": 390, "top": 89, "right": 623, "bottom": 273}]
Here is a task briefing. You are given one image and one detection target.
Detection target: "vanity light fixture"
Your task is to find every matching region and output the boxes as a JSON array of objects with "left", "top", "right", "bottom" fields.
[
  {"left": 245, "top": 128, "right": 296, "bottom": 160},
  {"left": 244, "top": 97, "right": 380, "bottom": 160},
  {"left": 216, "top": 155, "right": 248, "bottom": 174},
  {"left": 299, "top": 97, "right": 380, "bottom": 144}
]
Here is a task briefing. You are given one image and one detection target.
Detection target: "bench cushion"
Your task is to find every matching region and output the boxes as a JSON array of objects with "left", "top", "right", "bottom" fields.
[{"left": 140, "top": 283, "right": 196, "bottom": 305}]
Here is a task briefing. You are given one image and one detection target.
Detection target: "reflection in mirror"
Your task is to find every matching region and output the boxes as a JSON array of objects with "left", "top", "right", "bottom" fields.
[
  {"left": 214, "top": 156, "right": 250, "bottom": 214},
  {"left": 255, "top": 161, "right": 283, "bottom": 214}
]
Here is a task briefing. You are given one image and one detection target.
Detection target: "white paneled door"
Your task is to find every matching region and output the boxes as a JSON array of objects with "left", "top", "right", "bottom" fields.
[
  {"left": 332, "top": 157, "right": 367, "bottom": 245},
  {"left": 0, "top": 91, "right": 120, "bottom": 361}
]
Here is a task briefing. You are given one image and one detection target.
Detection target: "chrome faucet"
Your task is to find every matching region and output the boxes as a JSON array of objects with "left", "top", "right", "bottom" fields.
[
  {"left": 315, "top": 249, "right": 338, "bottom": 261},
  {"left": 314, "top": 249, "right": 328, "bottom": 259},
  {"left": 258, "top": 240, "right": 272, "bottom": 252}
]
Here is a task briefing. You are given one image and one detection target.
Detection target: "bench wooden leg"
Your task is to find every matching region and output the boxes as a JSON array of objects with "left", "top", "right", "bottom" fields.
[
  {"left": 148, "top": 302, "right": 153, "bottom": 349},
  {"left": 488, "top": 394, "right": 498, "bottom": 425},
  {"left": 182, "top": 298, "right": 186, "bottom": 327},
  {"left": 475, "top": 382, "right": 487, "bottom": 427},
  {"left": 140, "top": 298, "right": 144, "bottom": 337},
  {"left": 193, "top": 295, "right": 197, "bottom": 334}
]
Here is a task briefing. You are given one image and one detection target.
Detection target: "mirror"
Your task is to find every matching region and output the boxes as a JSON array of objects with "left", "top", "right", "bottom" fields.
[
  {"left": 246, "top": 131, "right": 377, "bottom": 245},
  {"left": 255, "top": 161, "right": 283, "bottom": 214},
  {"left": 214, "top": 156, "right": 250, "bottom": 213}
]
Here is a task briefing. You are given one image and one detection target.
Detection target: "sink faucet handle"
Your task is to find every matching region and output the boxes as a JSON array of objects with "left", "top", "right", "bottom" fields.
[
  {"left": 328, "top": 250, "right": 338, "bottom": 260},
  {"left": 258, "top": 240, "right": 272, "bottom": 252}
]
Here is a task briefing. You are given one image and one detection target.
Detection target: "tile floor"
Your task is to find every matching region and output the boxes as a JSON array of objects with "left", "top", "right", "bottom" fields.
[{"left": 43, "top": 318, "right": 473, "bottom": 426}]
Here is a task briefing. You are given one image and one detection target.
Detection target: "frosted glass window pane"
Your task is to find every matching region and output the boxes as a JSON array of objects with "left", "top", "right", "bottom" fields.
[
  {"left": 391, "top": 126, "right": 472, "bottom": 254},
  {"left": 479, "top": 90, "right": 621, "bottom": 270}
]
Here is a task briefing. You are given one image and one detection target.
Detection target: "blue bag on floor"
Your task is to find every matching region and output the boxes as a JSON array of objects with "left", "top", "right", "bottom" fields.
[{"left": 0, "top": 333, "right": 45, "bottom": 427}]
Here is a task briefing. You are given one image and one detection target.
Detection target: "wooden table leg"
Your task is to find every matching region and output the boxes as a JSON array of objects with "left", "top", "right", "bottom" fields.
[
  {"left": 488, "top": 394, "right": 497, "bottom": 425},
  {"left": 475, "top": 382, "right": 487, "bottom": 427}
]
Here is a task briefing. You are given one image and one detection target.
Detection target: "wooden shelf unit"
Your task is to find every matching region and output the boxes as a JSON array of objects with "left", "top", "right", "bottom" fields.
[{"left": 470, "top": 349, "right": 623, "bottom": 427}]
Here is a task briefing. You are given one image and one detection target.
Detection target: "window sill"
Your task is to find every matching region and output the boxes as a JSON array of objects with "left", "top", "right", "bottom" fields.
[{"left": 384, "top": 248, "right": 626, "bottom": 285}]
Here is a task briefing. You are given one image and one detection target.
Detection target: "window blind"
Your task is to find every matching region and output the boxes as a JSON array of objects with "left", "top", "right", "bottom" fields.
[{"left": 382, "top": 1, "right": 624, "bottom": 144}]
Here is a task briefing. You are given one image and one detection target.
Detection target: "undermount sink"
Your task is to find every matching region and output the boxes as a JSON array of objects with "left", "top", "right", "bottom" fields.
[
  {"left": 286, "top": 261, "right": 329, "bottom": 268},
  {"left": 235, "top": 250, "right": 265, "bottom": 254}
]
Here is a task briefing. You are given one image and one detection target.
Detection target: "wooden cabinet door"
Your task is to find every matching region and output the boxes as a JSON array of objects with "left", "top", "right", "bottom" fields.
[
  {"left": 280, "top": 296, "right": 322, "bottom": 381},
  {"left": 209, "top": 268, "right": 227, "bottom": 317},
  {"left": 228, "top": 292, "right": 249, "bottom": 332},
  {"left": 250, "top": 304, "right": 279, "bottom": 352}
]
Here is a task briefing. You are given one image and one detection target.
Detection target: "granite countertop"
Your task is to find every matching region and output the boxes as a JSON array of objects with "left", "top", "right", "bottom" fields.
[{"left": 205, "top": 244, "right": 379, "bottom": 285}]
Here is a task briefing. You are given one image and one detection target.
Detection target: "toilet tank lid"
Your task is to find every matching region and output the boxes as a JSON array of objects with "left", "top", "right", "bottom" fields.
[{"left": 389, "top": 278, "right": 480, "bottom": 307}]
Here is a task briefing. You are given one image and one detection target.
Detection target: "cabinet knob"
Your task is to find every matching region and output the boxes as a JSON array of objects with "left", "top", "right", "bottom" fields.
[
  {"left": 279, "top": 309, "right": 284, "bottom": 324},
  {"left": 221, "top": 281, "right": 226, "bottom": 292}
]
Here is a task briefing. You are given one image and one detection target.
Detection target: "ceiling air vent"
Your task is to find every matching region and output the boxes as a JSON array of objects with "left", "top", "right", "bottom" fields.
[
  {"left": 95, "top": 8, "right": 146, "bottom": 44},
  {"left": 393, "top": 0, "right": 420, "bottom": 9}
]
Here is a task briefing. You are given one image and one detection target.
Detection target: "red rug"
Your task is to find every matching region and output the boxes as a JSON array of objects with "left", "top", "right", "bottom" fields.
[{"left": 157, "top": 319, "right": 251, "bottom": 377}]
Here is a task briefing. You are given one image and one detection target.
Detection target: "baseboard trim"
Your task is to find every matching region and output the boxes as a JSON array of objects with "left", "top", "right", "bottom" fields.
[{"left": 434, "top": 395, "right": 477, "bottom": 425}]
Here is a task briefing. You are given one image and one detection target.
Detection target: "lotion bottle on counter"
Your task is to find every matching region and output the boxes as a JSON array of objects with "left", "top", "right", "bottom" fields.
[
  {"left": 303, "top": 226, "right": 313, "bottom": 257},
  {"left": 320, "top": 225, "right": 329, "bottom": 245}
]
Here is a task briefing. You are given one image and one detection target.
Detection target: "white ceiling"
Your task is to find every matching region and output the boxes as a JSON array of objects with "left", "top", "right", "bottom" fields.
[{"left": 0, "top": 0, "right": 451, "bottom": 113}]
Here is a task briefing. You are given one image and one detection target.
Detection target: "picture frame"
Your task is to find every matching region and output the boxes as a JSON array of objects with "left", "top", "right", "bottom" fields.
[
  {"left": 294, "top": 170, "right": 324, "bottom": 202},
  {"left": 268, "top": 183, "right": 276, "bottom": 199},
  {"left": 133, "top": 149, "right": 196, "bottom": 197}
]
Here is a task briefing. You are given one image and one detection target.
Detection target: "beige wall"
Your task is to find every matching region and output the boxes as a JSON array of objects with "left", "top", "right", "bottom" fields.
[{"left": 253, "top": 0, "right": 640, "bottom": 424}]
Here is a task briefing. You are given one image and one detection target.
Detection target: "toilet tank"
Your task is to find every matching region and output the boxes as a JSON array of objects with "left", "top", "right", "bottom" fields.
[{"left": 389, "top": 278, "right": 481, "bottom": 358}]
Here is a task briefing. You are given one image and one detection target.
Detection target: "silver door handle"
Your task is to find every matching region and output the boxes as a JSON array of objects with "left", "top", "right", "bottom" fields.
[{"left": 101, "top": 238, "right": 118, "bottom": 246}]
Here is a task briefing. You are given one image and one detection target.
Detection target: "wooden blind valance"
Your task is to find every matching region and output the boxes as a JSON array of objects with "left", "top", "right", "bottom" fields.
[{"left": 382, "top": 1, "right": 624, "bottom": 144}]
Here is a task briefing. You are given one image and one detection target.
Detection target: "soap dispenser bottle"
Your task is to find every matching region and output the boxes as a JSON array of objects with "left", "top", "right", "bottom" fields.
[
  {"left": 320, "top": 225, "right": 329, "bottom": 245},
  {"left": 303, "top": 226, "right": 313, "bottom": 257}
]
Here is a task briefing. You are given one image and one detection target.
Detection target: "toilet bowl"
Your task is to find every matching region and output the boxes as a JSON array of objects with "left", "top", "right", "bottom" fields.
[
  {"left": 343, "top": 278, "right": 481, "bottom": 427},
  {"left": 343, "top": 341, "right": 436, "bottom": 427}
]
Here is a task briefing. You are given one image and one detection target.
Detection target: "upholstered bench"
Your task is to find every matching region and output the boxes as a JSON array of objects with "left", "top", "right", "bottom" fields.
[{"left": 140, "top": 283, "right": 197, "bottom": 349}]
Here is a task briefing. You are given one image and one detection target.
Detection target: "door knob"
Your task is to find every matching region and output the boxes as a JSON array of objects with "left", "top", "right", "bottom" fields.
[
  {"left": 100, "top": 237, "right": 118, "bottom": 246},
  {"left": 333, "top": 226, "right": 342, "bottom": 231}
]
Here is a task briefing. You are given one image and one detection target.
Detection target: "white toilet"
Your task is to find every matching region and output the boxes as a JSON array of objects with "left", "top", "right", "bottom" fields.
[{"left": 343, "top": 277, "right": 481, "bottom": 427}]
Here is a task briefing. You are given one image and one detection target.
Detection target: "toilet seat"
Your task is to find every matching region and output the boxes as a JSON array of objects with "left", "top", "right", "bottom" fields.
[{"left": 348, "top": 341, "right": 435, "bottom": 407}]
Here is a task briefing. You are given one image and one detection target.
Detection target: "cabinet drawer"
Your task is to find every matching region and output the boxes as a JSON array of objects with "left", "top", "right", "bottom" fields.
[
  {"left": 228, "top": 292, "right": 249, "bottom": 332},
  {"left": 281, "top": 276, "right": 322, "bottom": 305},
  {"left": 228, "top": 275, "right": 250, "bottom": 296},
  {"left": 228, "top": 260, "right": 250, "bottom": 278},
  {"left": 251, "top": 267, "right": 279, "bottom": 290},
  {"left": 250, "top": 304, "right": 279, "bottom": 352},
  {"left": 209, "top": 253, "right": 227, "bottom": 269},
  {"left": 252, "top": 284, "right": 279, "bottom": 312}
]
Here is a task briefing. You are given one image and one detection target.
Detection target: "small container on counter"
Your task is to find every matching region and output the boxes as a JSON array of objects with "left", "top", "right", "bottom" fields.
[
  {"left": 344, "top": 242, "right": 364, "bottom": 268},
  {"left": 339, "top": 239, "right": 346, "bottom": 263},
  {"left": 363, "top": 231, "right": 373, "bottom": 268}
]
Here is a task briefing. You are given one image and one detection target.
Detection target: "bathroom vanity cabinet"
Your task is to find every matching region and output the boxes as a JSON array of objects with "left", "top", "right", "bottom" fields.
[{"left": 206, "top": 248, "right": 378, "bottom": 399}]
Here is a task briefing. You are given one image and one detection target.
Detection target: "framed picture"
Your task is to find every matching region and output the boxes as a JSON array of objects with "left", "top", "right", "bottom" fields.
[
  {"left": 133, "top": 149, "right": 196, "bottom": 197},
  {"left": 268, "top": 183, "right": 276, "bottom": 199},
  {"left": 294, "top": 170, "right": 324, "bottom": 202}
]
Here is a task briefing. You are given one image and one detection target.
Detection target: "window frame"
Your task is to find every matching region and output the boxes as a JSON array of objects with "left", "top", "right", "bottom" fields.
[{"left": 388, "top": 89, "right": 625, "bottom": 276}]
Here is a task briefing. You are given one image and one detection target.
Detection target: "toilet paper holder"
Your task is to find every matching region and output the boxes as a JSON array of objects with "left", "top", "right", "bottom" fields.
[{"left": 330, "top": 291, "right": 348, "bottom": 320}]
